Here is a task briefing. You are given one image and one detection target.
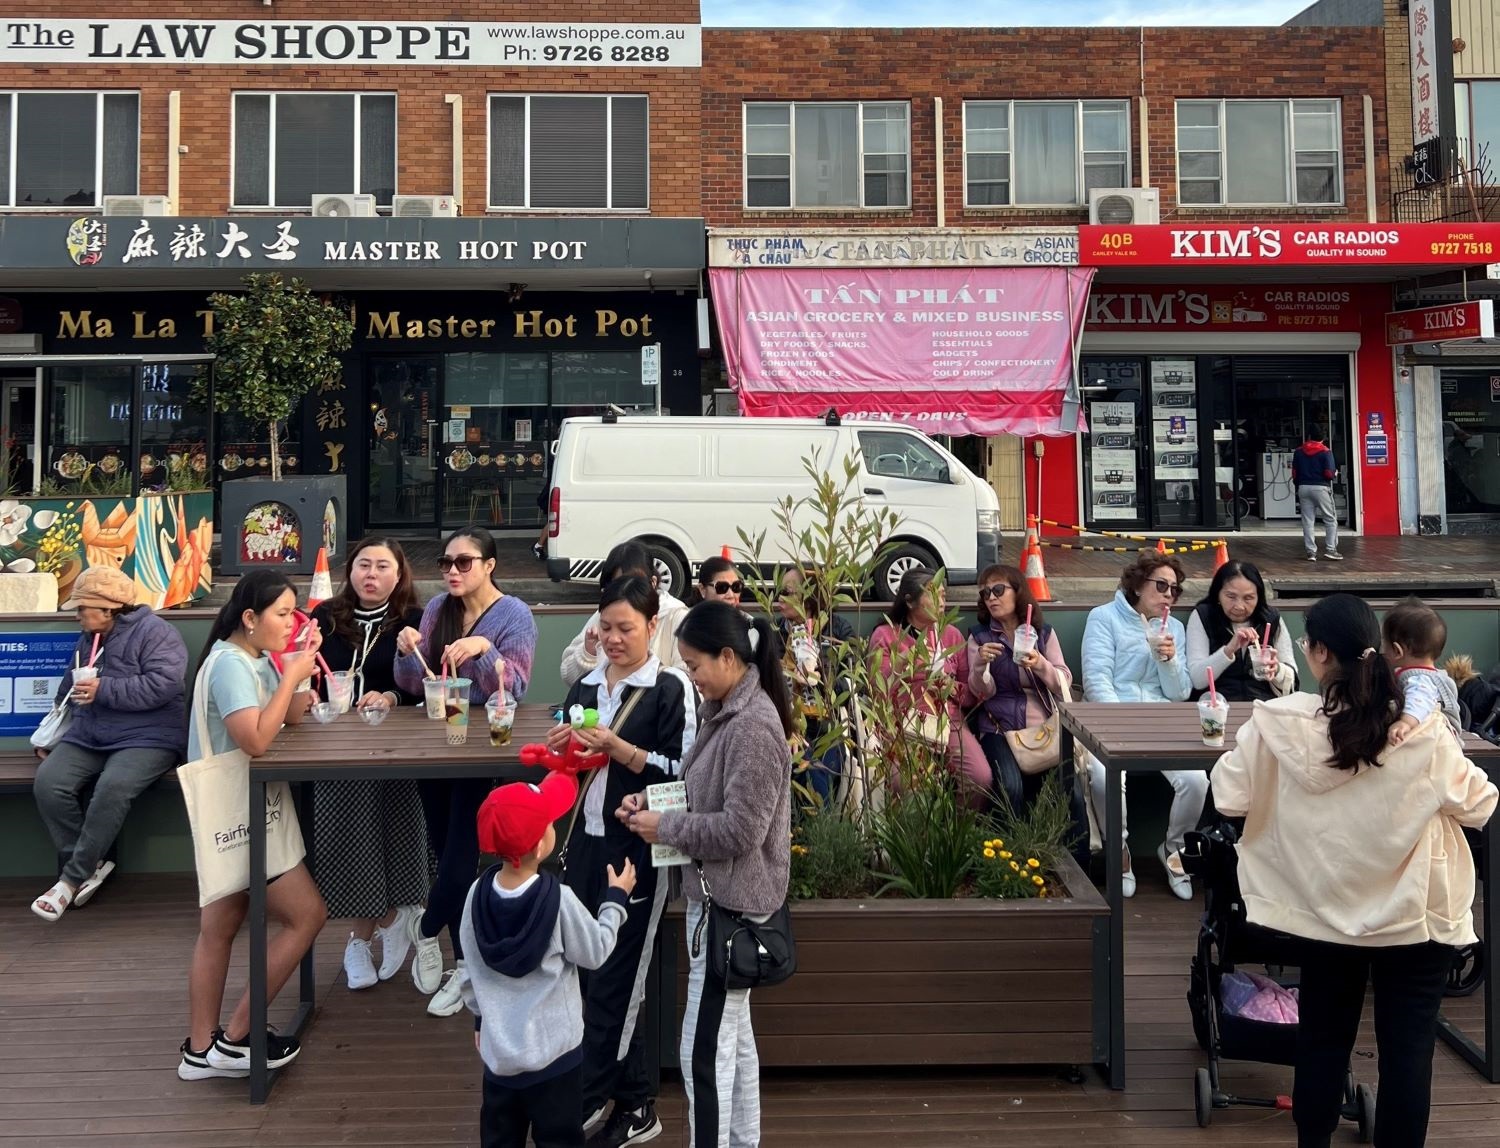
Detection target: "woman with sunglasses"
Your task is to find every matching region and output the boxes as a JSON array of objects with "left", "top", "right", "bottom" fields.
[
  {"left": 1211, "top": 594, "right": 1495, "bottom": 1148},
  {"left": 395, "top": 528, "right": 537, "bottom": 1018},
  {"left": 1186, "top": 560, "right": 1296, "bottom": 704},
  {"left": 1080, "top": 553, "right": 1203, "bottom": 900},
  {"left": 966, "top": 564, "right": 1073, "bottom": 815},
  {"left": 690, "top": 555, "right": 743, "bottom": 607}
]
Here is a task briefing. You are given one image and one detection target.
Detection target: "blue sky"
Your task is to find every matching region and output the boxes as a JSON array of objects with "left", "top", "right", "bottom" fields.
[{"left": 701, "top": 0, "right": 1313, "bottom": 26}]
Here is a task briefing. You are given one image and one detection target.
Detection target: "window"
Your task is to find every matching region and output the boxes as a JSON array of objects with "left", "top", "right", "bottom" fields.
[
  {"left": 0, "top": 91, "right": 138, "bottom": 208},
  {"left": 233, "top": 92, "right": 396, "bottom": 209},
  {"left": 1176, "top": 99, "right": 1341, "bottom": 206},
  {"left": 744, "top": 102, "right": 910, "bottom": 209},
  {"left": 1455, "top": 82, "right": 1500, "bottom": 174},
  {"left": 488, "top": 95, "right": 648, "bottom": 210},
  {"left": 856, "top": 430, "right": 951, "bottom": 484},
  {"left": 963, "top": 101, "right": 1129, "bottom": 207}
]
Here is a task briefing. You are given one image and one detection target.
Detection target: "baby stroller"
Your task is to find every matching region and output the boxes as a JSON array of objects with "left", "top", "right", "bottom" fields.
[{"left": 1181, "top": 820, "right": 1375, "bottom": 1139}]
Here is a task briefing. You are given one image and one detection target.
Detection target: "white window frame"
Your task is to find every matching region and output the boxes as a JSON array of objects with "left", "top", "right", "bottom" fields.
[
  {"left": 485, "top": 93, "right": 651, "bottom": 213},
  {"left": 229, "top": 91, "right": 398, "bottom": 212},
  {"left": 1175, "top": 98, "right": 1343, "bottom": 208},
  {"left": 741, "top": 101, "right": 912, "bottom": 211},
  {"left": 0, "top": 90, "right": 140, "bottom": 210},
  {"left": 961, "top": 99, "right": 1131, "bottom": 208}
]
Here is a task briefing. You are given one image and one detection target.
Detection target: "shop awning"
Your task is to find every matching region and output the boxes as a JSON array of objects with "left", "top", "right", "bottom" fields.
[{"left": 709, "top": 267, "right": 1094, "bottom": 437}]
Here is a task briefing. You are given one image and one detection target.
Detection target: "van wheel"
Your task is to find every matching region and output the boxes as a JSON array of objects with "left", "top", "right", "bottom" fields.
[
  {"left": 643, "top": 544, "right": 688, "bottom": 599},
  {"left": 872, "top": 544, "right": 938, "bottom": 603}
]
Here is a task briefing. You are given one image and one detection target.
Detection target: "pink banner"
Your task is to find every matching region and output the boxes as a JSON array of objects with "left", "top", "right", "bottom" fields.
[{"left": 711, "top": 266, "right": 1094, "bottom": 437}]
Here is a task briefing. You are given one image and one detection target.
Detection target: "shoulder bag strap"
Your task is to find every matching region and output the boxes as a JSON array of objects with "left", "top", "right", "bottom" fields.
[
  {"left": 558, "top": 684, "right": 650, "bottom": 868},
  {"left": 189, "top": 648, "right": 230, "bottom": 759}
]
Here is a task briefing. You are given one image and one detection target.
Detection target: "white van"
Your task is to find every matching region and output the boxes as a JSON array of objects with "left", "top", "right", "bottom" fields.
[{"left": 544, "top": 414, "right": 1001, "bottom": 601}]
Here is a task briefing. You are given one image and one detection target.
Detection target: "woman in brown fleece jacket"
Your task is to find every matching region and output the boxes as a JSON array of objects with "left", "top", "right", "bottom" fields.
[{"left": 618, "top": 600, "right": 793, "bottom": 1148}]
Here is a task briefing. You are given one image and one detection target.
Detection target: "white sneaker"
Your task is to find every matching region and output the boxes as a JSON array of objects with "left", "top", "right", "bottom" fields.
[
  {"left": 375, "top": 906, "right": 419, "bottom": 982},
  {"left": 426, "top": 963, "right": 466, "bottom": 1017},
  {"left": 1159, "top": 843, "right": 1194, "bottom": 901},
  {"left": 1120, "top": 848, "right": 1136, "bottom": 899},
  {"left": 410, "top": 913, "right": 444, "bottom": 995},
  {"left": 585, "top": 1105, "right": 610, "bottom": 1134},
  {"left": 344, "top": 933, "right": 377, "bottom": 991}
]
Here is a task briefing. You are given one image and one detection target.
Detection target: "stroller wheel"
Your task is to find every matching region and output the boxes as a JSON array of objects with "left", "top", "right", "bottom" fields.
[
  {"left": 1356, "top": 1083, "right": 1375, "bottom": 1143},
  {"left": 1446, "top": 943, "right": 1485, "bottom": 997},
  {"left": 1195, "top": 1067, "right": 1213, "bottom": 1128}
]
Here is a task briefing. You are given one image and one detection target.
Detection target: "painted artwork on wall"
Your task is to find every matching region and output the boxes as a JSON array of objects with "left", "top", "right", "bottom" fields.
[
  {"left": 240, "top": 501, "right": 303, "bottom": 565},
  {"left": 0, "top": 492, "right": 213, "bottom": 607}
]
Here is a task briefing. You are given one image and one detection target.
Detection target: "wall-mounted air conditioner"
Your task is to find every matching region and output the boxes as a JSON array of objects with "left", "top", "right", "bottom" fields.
[
  {"left": 1088, "top": 187, "right": 1160, "bottom": 225},
  {"left": 391, "top": 195, "right": 459, "bottom": 218},
  {"left": 102, "top": 195, "right": 176, "bottom": 217},
  {"left": 310, "top": 193, "right": 377, "bottom": 217}
]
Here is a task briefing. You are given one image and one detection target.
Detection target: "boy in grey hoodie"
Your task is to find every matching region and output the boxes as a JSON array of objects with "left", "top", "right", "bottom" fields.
[{"left": 459, "top": 772, "right": 635, "bottom": 1148}]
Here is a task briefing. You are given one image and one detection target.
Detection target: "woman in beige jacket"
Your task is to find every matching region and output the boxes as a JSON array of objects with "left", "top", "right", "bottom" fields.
[{"left": 1210, "top": 593, "right": 1496, "bottom": 1148}]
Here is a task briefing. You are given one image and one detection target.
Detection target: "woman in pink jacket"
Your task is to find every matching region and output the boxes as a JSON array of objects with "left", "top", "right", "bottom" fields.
[
  {"left": 1210, "top": 593, "right": 1496, "bottom": 1148},
  {"left": 868, "top": 568, "right": 990, "bottom": 809}
]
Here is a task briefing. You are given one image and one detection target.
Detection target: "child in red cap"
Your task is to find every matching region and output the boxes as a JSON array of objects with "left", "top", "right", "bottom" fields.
[{"left": 459, "top": 773, "right": 636, "bottom": 1148}]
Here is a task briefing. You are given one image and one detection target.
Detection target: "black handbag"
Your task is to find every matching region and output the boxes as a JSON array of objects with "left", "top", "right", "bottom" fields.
[{"left": 691, "top": 864, "right": 797, "bottom": 990}]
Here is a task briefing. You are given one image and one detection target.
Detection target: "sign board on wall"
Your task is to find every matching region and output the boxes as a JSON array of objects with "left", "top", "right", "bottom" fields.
[
  {"left": 1086, "top": 285, "right": 1367, "bottom": 332},
  {"left": 0, "top": 20, "right": 702, "bottom": 66},
  {"left": 1078, "top": 223, "right": 1498, "bottom": 267},
  {"left": 0, "top": 632, "right": 76, "bottom": 736},
  {"left": 1408, "top": 0, "right": 1455, "bottom": 182},
  {"left": 1385, "top": 300, "right": 1495, "bottom": 345},
  {"left": 708, "top": 229, "right": 1079, "bottom": 268}
]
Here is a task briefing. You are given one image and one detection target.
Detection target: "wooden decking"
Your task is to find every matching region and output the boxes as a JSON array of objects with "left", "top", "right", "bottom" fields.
[{"left": 1, "top": 872, "right": 1496, "bottom": 1147}]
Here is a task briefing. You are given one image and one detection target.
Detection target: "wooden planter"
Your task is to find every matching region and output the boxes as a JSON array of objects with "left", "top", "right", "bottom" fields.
[{"left": 660, "top": 851, "right": 1108, "bottom": 1071}]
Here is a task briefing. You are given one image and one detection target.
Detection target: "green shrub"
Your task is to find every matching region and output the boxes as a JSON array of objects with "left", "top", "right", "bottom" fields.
[{"left": 790, "top": 811, "right": 873, "bottom": 901}]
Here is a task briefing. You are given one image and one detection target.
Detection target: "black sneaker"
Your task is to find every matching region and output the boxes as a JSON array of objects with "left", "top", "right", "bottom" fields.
[
  {"left": 178, "top": 1029, "right": 247, "bottom": 1080},
  {"left": 206, "top": 1028, "right": 301, "bottom": 1072},
  {"left": 586, "top": 1100, "right": 662, "bottom": 1147}
]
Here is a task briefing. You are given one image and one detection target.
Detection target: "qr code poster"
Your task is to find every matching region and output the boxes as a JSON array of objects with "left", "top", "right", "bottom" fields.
[{"left": 0, "top": 632, "right": 78, "bottom": 735}]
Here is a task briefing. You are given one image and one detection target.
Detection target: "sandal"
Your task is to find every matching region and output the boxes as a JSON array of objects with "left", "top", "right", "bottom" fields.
[
  {"left": 31, "top": 881, "right": 74, "bottom": 922},
  {"left": 72, "top": 860, "right": 116, "bottom": 908}
]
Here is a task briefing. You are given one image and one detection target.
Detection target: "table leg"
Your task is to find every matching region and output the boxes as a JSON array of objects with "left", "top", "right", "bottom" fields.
[
  {"left": 295, "top": 781, "right": 316, "bottom": 1016},
  {"left": 1106, "top": 760, "right": 1125, "bottom": 1090},
  {"left": 249, "top": 777, "right": 269, "bottom": 1104}
]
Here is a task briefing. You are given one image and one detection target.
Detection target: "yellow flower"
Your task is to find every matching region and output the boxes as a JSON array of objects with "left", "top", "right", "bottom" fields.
[
  {"left": 999, "top": 851, "right": 1012, "bottom": 860},
  {"left": 993, "top": 839, "right": 1004, "bottom": 848},
  {"left": 983, "top": 847, "right": 995, "bottom": 859},
  {"left": 1027, "top": 858, "right": 1041, "bottom": 869},
  {"left": 1032, "top": 875, "right": 1045, "bottom": 886},
  {"left": 1009, "top": 861, "right": 1020, "bottom": 871}
]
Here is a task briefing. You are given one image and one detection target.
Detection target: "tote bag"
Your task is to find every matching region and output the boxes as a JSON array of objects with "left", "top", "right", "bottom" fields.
[
  {"left": 31, "top": 653, "right": 80, "bottom": 750},
  {"left": 178, "top": 648, "right": 306, "bottom": 907},
  {"left": 1004, "top": 674, "right": 1074, "bottom": 776}
]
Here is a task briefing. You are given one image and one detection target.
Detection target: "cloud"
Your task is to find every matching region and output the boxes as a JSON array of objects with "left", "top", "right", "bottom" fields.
[{"left": 703, "top": 0, "right": 1313, "bottom": 26}]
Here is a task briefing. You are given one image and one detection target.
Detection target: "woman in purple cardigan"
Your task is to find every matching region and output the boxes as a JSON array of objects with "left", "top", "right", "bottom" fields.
[{"left": 394, "top": 528, "right": 536, "bottom": 1018}]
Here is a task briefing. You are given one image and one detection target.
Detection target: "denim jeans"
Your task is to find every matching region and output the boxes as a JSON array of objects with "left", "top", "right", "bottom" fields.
[
  {"left": 1298, "top": 484, "right": 1338, "bottom": 555},
  {"left": 33, "top": 743, "right": 178, "bottom": 886}
]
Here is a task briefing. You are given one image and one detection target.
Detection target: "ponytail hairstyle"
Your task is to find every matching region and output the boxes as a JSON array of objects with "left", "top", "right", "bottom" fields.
[
  {"left": 425, "top": 527, "right": 499, "bottom": 668},
  {"left": 1305, "top": 593, "right": 1404, "bottom": 771},
  {"left": 197, "top": 568, "right": 297, "bottom": 673},
  {"left": 600, "top": 574, "right": 659, "bottom": 623},
  {"left": 676, "top": 600, "right": 794, "bottom": 736}
]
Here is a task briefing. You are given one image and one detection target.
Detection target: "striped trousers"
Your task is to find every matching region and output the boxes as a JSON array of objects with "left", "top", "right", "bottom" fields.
[{"left": 681, "top": 901, "right": 761, "bottom": 1148}]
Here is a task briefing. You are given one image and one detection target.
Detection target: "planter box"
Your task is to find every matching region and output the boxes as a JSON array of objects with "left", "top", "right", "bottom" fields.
[
  {"left": 0, "top": 491, "right": 214, "bottom": 608},
  {"left": 220, "top": 475, "right": 347, "bottom": 576},
  {"left": 661, "top": 851, "right": 1107, "bottom": 1070}
]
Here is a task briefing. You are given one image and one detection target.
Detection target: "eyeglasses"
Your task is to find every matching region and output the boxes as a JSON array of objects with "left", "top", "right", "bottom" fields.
[
  {"left": 1150, "top": 578, "right": 1183, "bottom": 599},
  {"left": 778, "top": 588, "right": 802, "bottom": 599},
  {"left": 438, "top": 554, "right": 481, "bottom": 573},
  {"left": 710, "top": 580, "right": 745, "bottom": 595},
  {"left": 977, "top": 585, "right": 1015, "bottom": 601}
]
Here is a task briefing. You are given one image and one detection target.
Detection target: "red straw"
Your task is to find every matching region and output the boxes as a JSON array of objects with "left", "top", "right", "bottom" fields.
[
  {"left": 1207, "top": 666, "right": 1218, "bottom": 705},
  {"left": 87, "top": 632, "right": 101, "bottom": 668}
]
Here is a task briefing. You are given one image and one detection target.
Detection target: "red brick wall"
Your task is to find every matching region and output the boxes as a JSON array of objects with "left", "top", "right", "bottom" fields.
[
  {"left": 0, "top": 1, "right": 703, "bottom": 217},
  {"left": 703, "top": 26, "right": 1388, "bottom": 227}
]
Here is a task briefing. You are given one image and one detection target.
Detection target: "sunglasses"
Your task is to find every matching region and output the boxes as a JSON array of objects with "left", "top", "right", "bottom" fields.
[
  {"left": 1150, "top": 578, "right": 1183, "bottom": 599},
  {"left": 709, "top": 580, "right": 745, "bottom": 595},
  {"left": 977, "top": 585, "right": 1015, "bottom": 601},
  {"left": 438, "top": 554, "right": 482, "bottom": 573}
]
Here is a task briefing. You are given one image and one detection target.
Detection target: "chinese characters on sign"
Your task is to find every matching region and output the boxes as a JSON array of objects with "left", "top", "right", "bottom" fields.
[{"left": 1410, "top": 0, "right": 1439, "bottom": 145}]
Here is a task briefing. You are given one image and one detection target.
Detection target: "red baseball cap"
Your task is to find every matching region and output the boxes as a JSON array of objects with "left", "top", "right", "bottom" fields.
[{"left": 477, "top": 772, "right": 578, "bottom": 864}]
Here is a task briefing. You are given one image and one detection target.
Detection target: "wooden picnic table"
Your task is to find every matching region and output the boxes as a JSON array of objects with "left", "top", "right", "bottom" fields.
[
  {"left": 1059, "top": 701, "right": 1500, "bottom": 1091},
  {"left": 244, "top": 702, "right": 559, "bottom": 1102}
]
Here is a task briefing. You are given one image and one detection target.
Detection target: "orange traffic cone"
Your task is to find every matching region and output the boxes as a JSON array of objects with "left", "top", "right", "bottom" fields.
[
  {"left": 1023, "top": 515, "right": 1042, "bottom": 566},
  {"left": 307, "top": 546, "right": 333, "bottom": 611},
  {"left": 1023, "top": 538, "right": 1054, "bottom": 603},
  {"left": 1155, "top": 536, "right": 1169, "bottom": 555},
  {"left": 721, "top": 544, "right": 733, "bottom": 561},
  {"left": 1213, "top": 539, "right": 1230, "bottom": 571}
]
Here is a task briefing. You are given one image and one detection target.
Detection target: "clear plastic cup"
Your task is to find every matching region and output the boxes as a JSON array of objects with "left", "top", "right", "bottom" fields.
[
  {"left": 1198, "top": 696, "right": 1230, "bottom": 747},
  {"left": 486, "top": 693, "right": 515, "bottom": 747},
  {"left": 1249, "top": 646, "right": 1273, "bottom": 681},
  {"left": 310, "top": 701, "right": 338, "bottom": 725},
  {"left": 72, "top": 665, "right": 99, "bottom": 685},
  {"left": 1148, "top": 618, "right": 1174, "bottom": 662},
  {"left": 423, "top": 678, "right": 446, "bottom": 719},
  {"left": 326, "top": 670, "right": 356, "bottom": 714},
  {"left": 445, "top": 698, "right": 470, "bottom": 745},
  {"left": 1011, "top": 624, "right": 1038, "bottom": 661},
  {"left": 359, "top": 706, "right": 388, "bottom": 727}
]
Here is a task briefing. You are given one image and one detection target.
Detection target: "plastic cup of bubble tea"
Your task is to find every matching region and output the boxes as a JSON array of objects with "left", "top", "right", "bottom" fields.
[
  {"left": 486, "top": 695, "right": 515, "bottom": 748},
  {"left": 310, "top": 701, "right": 338, "bottom": 725},
  {"left": 71, "top": 666, "right": 99, "bottom": 697},
  {"left": 326, "top": 671, "right": 356, "bottom": 714},
  {"left": 1011, "top": 624, "right": 1038, "bottom": 661},
  {"left": 423, "top": 678, "right": 446, "bottom": 719},
  {"left": 445, "top": 698, "right": 471, "bottom": 746},
  {"left": 1249, "top": 645, "right": 1273, "bottom": 681},
  {"left": 1197, "top": 696, "right": 1230, "bottom": 748},
  {"left": 1148, "top": 617, "right": 1174, "bottom": 662}
]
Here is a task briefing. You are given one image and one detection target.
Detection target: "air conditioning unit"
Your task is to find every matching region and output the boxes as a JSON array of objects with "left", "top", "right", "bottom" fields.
[
  {"left": 391, "top": 194, "right": 459, "bottom": 218},
  {"left": 1088, "top": 187, "right": 1160, "bottom": 225},
  {"left": 101, "top": 195, "right": 175, "bottom": 217},
  {"left": 310, "top": 193, "right": 377, "bottom": 218}
]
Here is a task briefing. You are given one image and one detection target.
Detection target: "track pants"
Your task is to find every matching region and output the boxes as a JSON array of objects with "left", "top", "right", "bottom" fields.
[
  {"left": 481, "top": 1064, "right": 583, "bottom": 1148},
  {"left": 570, "top": 831, "right": 667, "bottom": 1117},
  {"left": 681, "top": 901, "right": 762, "bottom": 1148}
]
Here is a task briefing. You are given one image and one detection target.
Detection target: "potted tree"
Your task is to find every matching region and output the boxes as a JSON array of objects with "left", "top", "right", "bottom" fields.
[{"left": 197, "top": 273, "right": 354, "bottom": 575}]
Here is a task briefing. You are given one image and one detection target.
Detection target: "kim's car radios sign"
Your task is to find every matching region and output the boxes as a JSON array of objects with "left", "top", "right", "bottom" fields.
[{"left": 0, "top": 20, "right": 701, "bottom": 67}]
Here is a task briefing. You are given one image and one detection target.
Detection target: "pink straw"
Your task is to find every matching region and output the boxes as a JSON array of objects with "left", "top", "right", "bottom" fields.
[
  {"left": 1025, "top": 604, "right": 1033, "bottom": 628},
  {"left": 1262, "top": 623, "right": 1272, "bottom": 651},
  {"left": 1161, "top": 605, "right": 1170, "bottom": 626},
  {"left": 87, "top": 633, "right": 101, "bottom": 668},
  {"left": 316, "top": 654, "right": 334, "bottom": 678},
  {"left": 1207, "top": 666, "right": 1218, "bottom": 706}
]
